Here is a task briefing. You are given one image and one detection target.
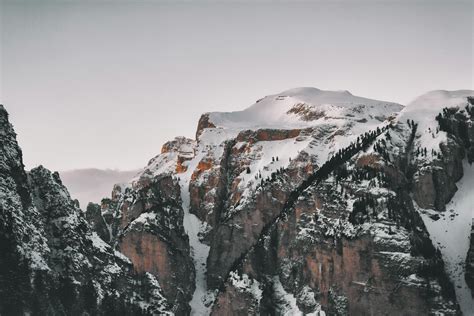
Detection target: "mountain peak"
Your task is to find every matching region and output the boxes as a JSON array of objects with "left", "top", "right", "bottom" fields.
[
  {"left": 279, "top": 87, "right": 353, "bottom": 98},
  {"left": 279, "top": 86, "right": 322, "bottom": 95},
  {"left": 0, "top": 104, "right": 7, "bottom": 117},
  {"left": 199, "top": 87, "right": 402, "bottom": 135}
]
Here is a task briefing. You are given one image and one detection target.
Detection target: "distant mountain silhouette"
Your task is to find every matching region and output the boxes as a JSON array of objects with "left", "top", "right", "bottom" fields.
[{"left": 60, "top": 168, "right": 139, "bottom": 209}]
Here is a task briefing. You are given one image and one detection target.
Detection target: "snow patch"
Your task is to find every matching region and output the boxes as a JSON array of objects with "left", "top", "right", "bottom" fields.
[
  {"left": 272, "top": 276, "right": 325, "bottom": 316},
  {"left": 114, "top": 250, "right": 132, "bottom": 264},
  {"left": 129, "top": 211, "right": 158, "bottom": 229},
  {"left": 29, "top": 250, "right": 50, "bottom": 271},
  {"left": 90, "top": 232, "right": 110, "bottom": 253},
  {"left": 229, "top": 271, "right": 263, "bottom": 302}
]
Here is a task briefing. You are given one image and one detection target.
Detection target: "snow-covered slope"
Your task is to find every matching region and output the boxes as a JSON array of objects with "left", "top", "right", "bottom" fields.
[
  {"left": 141, "top": 88, "right": 402, "bottom": 174},
  {"left": 137, "top": 88, "right": 403, "bottom": 208},
  {"left": 398, "top": 90, "right": 474, "bottom": 161},
  {"left": 207, "top": 87, "right": 402, "bottom": 130},
  {"left": 401, "top": 90, "right": 472, "bottom": 120},
  {"left": 197, "top": 88, "right": 402, "bottom": 158}
]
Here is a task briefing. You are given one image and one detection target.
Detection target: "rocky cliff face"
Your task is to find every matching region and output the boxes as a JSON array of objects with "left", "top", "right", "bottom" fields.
[
  {"left": 0, "top": 105, "right": 174, "bottom": 315},
  {"left": 211, "top": 119, "right": 461, "bottom": 314},
  {"left": 100, "top": 171, "right": 195, "bottom": 315}
]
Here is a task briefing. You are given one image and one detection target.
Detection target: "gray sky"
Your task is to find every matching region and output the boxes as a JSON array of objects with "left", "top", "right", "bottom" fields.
[{"left": 1, "top": 0, "right": 472, "bottom": 171}]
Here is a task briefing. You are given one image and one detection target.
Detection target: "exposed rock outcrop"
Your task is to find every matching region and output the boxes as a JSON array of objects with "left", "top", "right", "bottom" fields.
[
  {"left": 196, "top": 113, "right": 216, "bottom": 139},
  {"left": 85, "top": 202, "right": 110, "bottom": 242},
  {"left": 101, "top": 174, "right": 195, "bottom": 314},
  {"left": 412, "top": 139, "right": 465, "bottom": 212},
  {"left": 206, "top": 152, "right": 314, "bottom": 288}
]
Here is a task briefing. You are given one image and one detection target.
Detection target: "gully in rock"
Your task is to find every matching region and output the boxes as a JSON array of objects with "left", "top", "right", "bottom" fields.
[{"left": 179, "top": 148, "right": 215, "bottom": 315}]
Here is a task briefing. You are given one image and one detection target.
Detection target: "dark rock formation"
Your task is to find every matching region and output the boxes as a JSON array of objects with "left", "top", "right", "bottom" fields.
[
  {"left": 101, "top": 173, "right": 195, "bottom": 314},
  {"left": 196, "top": 113, "right": 216, "bottom": 139},
  {"left": 85, "top": 202, "right": 110, "bottom": 242}
]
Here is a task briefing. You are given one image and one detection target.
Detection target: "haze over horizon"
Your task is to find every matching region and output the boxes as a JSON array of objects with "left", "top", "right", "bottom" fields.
[{"left": 1, "top": 0, "right": 472, "bottom": 171}]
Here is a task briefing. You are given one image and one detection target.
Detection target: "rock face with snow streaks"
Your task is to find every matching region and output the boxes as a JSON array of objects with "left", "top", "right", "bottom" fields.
[{"left": 100, "top": 161, "right": 195, "bottom": 314}]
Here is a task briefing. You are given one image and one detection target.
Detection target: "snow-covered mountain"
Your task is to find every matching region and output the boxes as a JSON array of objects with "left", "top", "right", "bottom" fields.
[
  {"left": 96, "top": 87, "right": 474, "bottom": 315},
  {"left": 1, "top": 87, "right": 474, "bottom": 315}
]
